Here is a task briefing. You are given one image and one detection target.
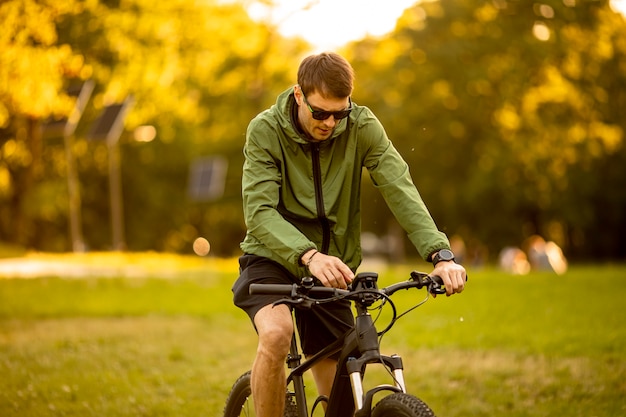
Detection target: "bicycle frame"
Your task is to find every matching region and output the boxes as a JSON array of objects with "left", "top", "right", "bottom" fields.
[{"left": 282, "top": 273, "right": 409, "bottom": 417}]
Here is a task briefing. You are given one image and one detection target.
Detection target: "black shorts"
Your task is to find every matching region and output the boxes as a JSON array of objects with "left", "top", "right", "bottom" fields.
[{"left": 232, "top": 254, "right": 354, "bottom": 356}]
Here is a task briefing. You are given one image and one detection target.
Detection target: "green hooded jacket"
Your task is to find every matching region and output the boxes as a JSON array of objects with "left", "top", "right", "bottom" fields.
[{"left": 240, "top": 87, "right": 450, "bottom": 278}]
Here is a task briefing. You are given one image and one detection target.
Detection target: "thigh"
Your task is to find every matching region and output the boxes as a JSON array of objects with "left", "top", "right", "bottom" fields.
[
  {"left": 254, "top": 303, "right": 294, "bottom": 353},
  {"left": 232, "top": 254, "right": 296, "bottom": 325},
  {"left": 296, "top": 298, "right": 354, "bottom": 356}
]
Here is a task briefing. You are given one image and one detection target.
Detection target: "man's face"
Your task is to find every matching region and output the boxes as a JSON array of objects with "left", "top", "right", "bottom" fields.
[{"left": 295, "top": 87, "right": 351, "bottom": 142}]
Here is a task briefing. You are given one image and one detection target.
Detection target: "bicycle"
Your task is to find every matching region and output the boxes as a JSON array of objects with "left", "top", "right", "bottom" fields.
[{"left": 223, "top": 270, "right": 451, "bottom": 417}]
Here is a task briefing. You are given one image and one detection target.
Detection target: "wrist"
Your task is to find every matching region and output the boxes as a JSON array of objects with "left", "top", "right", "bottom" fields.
[
  {"left": 301, "top": 249, "right": 317, "bottom": 267},
  {"left": 299, "top": 248, "right": 316, "bottom": 266},
  {"left": 305, "top": 250, "right": 319, "bottom": 269},
  {"left": 431, "top": 249, "right": 455, "bottom": 267}
]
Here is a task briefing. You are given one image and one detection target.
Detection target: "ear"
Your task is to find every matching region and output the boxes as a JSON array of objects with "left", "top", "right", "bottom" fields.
[{"left": 294, "top": 85, "right": 303, "bottom": 105}]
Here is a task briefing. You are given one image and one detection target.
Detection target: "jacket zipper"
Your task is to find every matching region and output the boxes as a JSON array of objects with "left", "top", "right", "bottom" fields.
[{"left": 311, "top": 143, "right": 331, "bottom": 254}]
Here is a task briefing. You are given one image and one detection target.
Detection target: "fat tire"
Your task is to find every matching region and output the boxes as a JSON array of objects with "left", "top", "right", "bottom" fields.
[
  {"left": 223, "top": 371, "right": 298, "bottom": 417},
  {"left": 372, "top": 392, "right": 436, "bottom": 417}
]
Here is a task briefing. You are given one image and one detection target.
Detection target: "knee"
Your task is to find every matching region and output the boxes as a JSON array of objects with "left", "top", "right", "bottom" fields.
[
  {"left": 254, "top": 305, "right": 293, "bottom": 359},
  {"left": 258, "top": 323, "right": 292, "bottom": 356}
]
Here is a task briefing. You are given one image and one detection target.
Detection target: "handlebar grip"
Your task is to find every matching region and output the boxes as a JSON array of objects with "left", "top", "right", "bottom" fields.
[
  {"left": 250, "top": 283, "right": 350, "bottom": 298},
  {"left": 249, "top": 283, "right": 294, "bottom": 295},
  {"left": 430, "top": 275, "right": 444, "bottom": 285}
]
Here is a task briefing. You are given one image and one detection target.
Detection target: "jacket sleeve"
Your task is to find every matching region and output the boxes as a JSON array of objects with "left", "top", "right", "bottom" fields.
[
  {"left": 241, "top": 120, "right": 316, "bottom": 266},
  {"left": 358, "top": 111, "right": 450, "bottom": 260}
]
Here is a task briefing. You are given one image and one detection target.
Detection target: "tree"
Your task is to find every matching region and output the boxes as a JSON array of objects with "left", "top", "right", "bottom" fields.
[
  {"left": 0, "top": 0, "right": 86, "bottom": 248},
  {"left": 0, "top": 0, "right": 309, "bottom": 254},
  {"left": 349, "top": 0, "right": 626, "bottom": 260}
]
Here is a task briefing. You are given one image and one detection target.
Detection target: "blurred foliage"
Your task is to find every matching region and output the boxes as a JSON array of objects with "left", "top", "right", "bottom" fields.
[
  {"left": 0, "top": 0, "right": 308, "bottom": 255},
  {"left": 0, "top": 0, "right": 624, "bottom": 261},
  {"left": 349, "top": 0, "right": 626, "bottom": 261}
]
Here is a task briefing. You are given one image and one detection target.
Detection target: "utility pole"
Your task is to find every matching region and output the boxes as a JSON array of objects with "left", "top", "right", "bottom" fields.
[
  {"left": 88, "top": 97, "right": 133, "bottom": 251},
  {"left": 42, "top": 80, "right": 94, "bottom": 252}
]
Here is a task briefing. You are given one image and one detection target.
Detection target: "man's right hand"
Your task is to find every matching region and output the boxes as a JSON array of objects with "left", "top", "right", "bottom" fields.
[{"left": 302, "top": 250, "right": 354, "bottom": 289}]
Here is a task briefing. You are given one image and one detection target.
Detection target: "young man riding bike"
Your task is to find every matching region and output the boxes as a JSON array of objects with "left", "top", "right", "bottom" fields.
[{"left": 232, "top": 52, "right": 466, "bottom": 417}]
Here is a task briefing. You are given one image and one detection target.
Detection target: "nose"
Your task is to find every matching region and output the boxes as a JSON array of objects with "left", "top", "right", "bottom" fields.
[{"left": 322, "top": 116, "right": 337, "bottom": 127}]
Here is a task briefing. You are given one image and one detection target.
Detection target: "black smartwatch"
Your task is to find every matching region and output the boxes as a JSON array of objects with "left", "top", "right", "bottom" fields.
[{"left": 432, "top": 249, "right": 455, "bottom": 267}]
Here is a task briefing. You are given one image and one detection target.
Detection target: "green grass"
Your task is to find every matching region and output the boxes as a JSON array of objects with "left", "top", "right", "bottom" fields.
[{"left": 1, "top": 255, "right": 625, "bottom": 416}]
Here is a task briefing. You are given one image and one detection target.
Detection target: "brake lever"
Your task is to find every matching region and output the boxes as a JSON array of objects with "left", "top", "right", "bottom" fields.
[
  {"left": 410, "top": 271, "right": 445, "bottom": 294},
  {"left": 272, "top": 298, "right": 317, "bottom": 309},
  {"left": 428, "top": 282, "right": 447, "bottom": 295}
]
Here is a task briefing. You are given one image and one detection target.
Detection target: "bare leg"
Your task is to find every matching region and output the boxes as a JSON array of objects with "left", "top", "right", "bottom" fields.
[
  {"left": 251, "top": 304, "right": 293, "bottom": 417},
  {"left": 310, "top": 358, "right": 338, "bottom": 411}
]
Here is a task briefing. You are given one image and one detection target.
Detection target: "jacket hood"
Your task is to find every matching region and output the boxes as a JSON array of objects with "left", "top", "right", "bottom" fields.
[{"left": 273, "top": 87, "right": 349, "bottom": 146}]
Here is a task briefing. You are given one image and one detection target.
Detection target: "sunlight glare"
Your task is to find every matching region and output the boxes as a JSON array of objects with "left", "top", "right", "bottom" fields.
[
  {"left": 247, "top": 0, "right": 419, "bottom": 52},
  {"left": 247, "top": 0, "right": 626, "bottom": 52},
  {"left": 610, "top": 0, "right": 626, "bottom": 15}
]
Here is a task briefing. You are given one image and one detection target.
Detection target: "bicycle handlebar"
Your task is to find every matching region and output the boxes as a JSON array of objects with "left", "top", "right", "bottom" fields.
[
  {"left": 249, "top": 271, "right": 446, "bottom": 300},
  {"left": 249, "top": 283, "right": 349, "bottom": 297}
]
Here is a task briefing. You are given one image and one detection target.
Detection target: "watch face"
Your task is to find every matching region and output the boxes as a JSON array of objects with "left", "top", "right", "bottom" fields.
[{"left": 439, "top": 249, "right": 454, "bottom": 261}]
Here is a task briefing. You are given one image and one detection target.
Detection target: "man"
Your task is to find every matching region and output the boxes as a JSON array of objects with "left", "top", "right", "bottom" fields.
[{"left": 232, "top": 52, "right": 466, "bottom": 417}]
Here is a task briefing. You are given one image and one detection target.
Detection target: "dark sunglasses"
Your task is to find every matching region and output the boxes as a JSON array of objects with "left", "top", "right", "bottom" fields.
[{"left": 302, "top": 92, "right": 352, "bottom": 121}]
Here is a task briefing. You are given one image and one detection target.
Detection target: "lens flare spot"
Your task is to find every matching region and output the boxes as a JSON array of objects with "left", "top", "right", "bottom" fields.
[{"left": 193, "top": 237, "right": 211, "bottom": 256}]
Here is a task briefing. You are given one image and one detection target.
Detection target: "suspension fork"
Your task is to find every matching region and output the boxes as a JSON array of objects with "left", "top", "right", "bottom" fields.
[{"left": 346, "top": 312, "right": 407, "bottom": 414}]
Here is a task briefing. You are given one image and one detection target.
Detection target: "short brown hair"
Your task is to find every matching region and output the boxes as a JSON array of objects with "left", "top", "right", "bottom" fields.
[{"left": 297, "top": 52, "right": 354, "bottom": 98}]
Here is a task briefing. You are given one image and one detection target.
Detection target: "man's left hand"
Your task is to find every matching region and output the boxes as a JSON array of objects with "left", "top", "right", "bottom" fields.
[{"left": 432, "top": 261, "right": 466, "bottom": 296}]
